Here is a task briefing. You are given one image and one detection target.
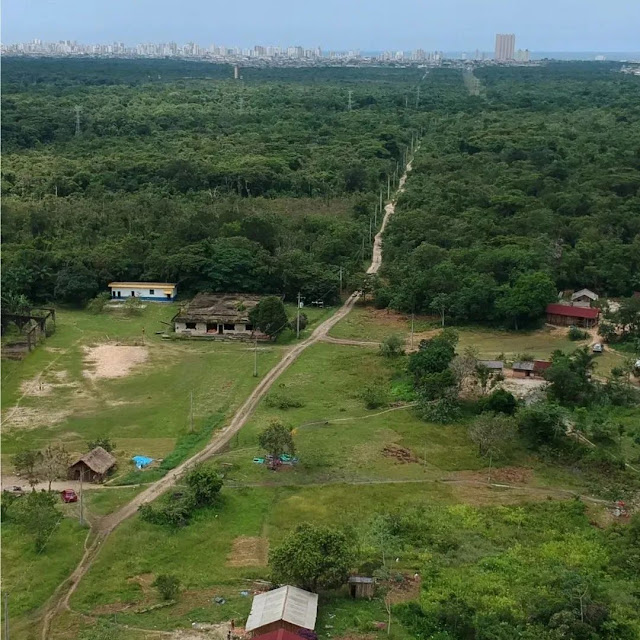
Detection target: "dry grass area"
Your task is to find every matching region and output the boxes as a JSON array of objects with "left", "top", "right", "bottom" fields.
[
  {"left": 226, "top": 536, "right": 269, "bottom": 567},
  {"left": 2, "top": 405, "right": 72, "bottom": 430},
  {"left": 83, "top": 344, "right": 149, "bottom": 379}
]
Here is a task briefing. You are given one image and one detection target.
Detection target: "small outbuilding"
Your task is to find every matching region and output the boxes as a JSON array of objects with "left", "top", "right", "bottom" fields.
[
  {"left": 511, "top": 360, "right": 551, "bottom": 378},
  {"left": 245, "top": 585, "right": 318, "bottom": 638},
  {"left": 571, "top": 289, "right": 599, "bottom": 306},
  {"left": 252, "top": 631, "right": 309, "bottom": 640},
  {"left": 68, "top": 446, "right": 116, "bottom": 483},
  {"left": 545, "top": 303, "right": 600, "bottom": 328},
  {"left": 174, "top": 293, "right": 267, "bottom": 339},
  {"left": 108, "top": 282, "right": 177, "bottom": 302},
  {"left": 348, "top": 576, "right": 375, "bottom": 599}
]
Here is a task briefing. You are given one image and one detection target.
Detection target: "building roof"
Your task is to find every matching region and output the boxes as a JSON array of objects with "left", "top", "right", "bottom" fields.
[
  {"left": 348, "top": 576, "right": 375, "bottom": 584},
  {"left": 512, "top": 361, "right": 535, "bottom": 371},
  {"left": 533, "top": 360, "right": 552, "bottom": 371},
  {"left": 70, "top": 446, "right": 116, "bottom": 474},
  {"left": 546, "top": 303, "right": 599, "bottom": 320},
  {"left": 175, "top": 293, "right": 263, "bottom": 324},
  {"left": 252, "top": 631, "right": 307, "bottom": 640},
  {"left": 477, "top": 360, "right": 504, "bottom": 370},
  {"left": 246, "top": 586, "right": 318, "bottom": 632},
  {"left": 108, "top": 282, "right": 177, "bottom": 289},
  {"left": 571, "top": 288, "right": 598, "bottom": 301}
]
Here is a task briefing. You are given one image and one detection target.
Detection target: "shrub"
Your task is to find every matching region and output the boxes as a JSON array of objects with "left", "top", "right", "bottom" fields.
[
  {"left": 380, "top": 334, "right": 405, "bottom": 358},
  {"left": 481, "top": 388, "right": 517, "bottom": 415},
  {"left": 374, "top": 287, "right": 392, "bottom": 309},
  {"left": 122, "top": 296, "right": 143, "bottom": 316},
  {"left": 153, "top": 574, "right": 181, "bottom": 601},
  {"left": 87, "top": 437, "right": 116, "bottom": 453},
  {"left": 265, "top": 392, "right": 305, "bottom": 409},
  {"left": 360, "top": 382, "right": 389, "bottom": 409},
  {"left": 184, "top": 464, "right": 223, "bottom": 508},
  {"left": 568, "top": 325, "right": 589, "bottom": 341},
  {"left": 417, "top": 397, "right": 461, "bottom": 423},
  {"left": 86, "top": 292, "right": 112, "bottom": 314}
]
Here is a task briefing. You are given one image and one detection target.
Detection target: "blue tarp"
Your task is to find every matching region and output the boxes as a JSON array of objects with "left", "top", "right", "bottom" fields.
[{"left": 132, "top": 455, "right": 153, "bottom": 470}]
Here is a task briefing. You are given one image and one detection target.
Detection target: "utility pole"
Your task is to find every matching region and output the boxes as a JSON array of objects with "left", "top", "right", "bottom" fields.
[
  {"left": 416, "top": 85, "right": 420, "bottom": 109},
  {"left": 253, "top": 336, "right": 258, "bottom": 377},
  {"left": 339, "top": 266, "right": 343, "bottom": 295},
  {"left": 410, "top": 313, "right": 415, "bottom": 350},
  {"left": 380, "top": 187, "right": 383, "bottom": 211},
  {"left": 189, "top": 391, "right": 194, "bottom": 433},
  {"left": 74, "top": 105, "right": 82, "bottom": 136},
  {"left": 296, "top": 292, "right": 302, "bottom": 339},
  {"left": 387, "top": 175, "right": 390, "bottom": 199},
  {"left": 374, "top": 203, "right": 378, "bottom": 227},
  {"left": 347, "top": 90, "right": 353, "bottom": 111},
  {"left": 4, "top": 592, "right": 9, "bottom": 640},
  {"left": 79, "top": 468, "right": 84, "bottom": 527},
  {"left": 369, "top": 216, "right": 373, "bottom": 244}
]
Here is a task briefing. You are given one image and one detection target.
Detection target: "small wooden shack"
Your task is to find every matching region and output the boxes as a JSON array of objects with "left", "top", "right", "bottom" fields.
[
  {"left": 348, "top": 576, "right": 375, "bottom": 599},
  {"left": 245, "top": 585, "right": 318, "bottom": 638},
  {"left": 68, "top": 446, "right": 116, "bottom": 483}
]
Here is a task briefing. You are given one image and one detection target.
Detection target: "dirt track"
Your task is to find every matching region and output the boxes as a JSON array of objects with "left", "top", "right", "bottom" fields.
[{"left": 40, "top": 155, "right": 417, "bottom": 638}]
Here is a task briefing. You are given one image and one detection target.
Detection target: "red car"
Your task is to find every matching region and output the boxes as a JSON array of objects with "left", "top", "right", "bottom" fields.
[{"left": 60, "top": 489, "right": 78, "bottom": 503}]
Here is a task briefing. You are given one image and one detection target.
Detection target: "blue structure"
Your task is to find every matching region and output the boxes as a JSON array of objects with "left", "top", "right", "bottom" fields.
[{"left": 132, "top": 455, "right": 154, "bottom": 470}]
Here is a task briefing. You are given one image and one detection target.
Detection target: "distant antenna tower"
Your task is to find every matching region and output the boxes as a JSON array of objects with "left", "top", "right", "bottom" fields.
[
  {"left": 347, "top": 90, "right": 353, "bottom": 111},
  {"left": 74, "top": 105, "right": 82, "bottom": 136}
]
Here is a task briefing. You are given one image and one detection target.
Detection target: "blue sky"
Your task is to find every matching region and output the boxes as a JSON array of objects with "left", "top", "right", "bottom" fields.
[{"left": 2, "top": 0, "right": 639, "bottom": 51}]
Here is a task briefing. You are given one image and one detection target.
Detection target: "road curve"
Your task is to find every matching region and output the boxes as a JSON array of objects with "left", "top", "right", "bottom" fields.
[{"left": 40, "top": 155, "right": 417, "bottom": 639}]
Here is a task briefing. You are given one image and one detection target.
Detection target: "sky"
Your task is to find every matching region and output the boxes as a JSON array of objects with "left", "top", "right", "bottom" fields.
[{"left": 2, "top": 0, "right": 639, "bottom": 52}]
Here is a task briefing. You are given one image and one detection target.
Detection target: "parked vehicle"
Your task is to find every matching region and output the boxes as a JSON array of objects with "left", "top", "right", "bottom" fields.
[
  {"left": 60, "top": 489, "right": 78, "bottom": 503},
  {"left": 592, "top": 343, "right": 603, "bottom": 353},
  {"left": 6, "top": 485, "right": 24, "bottom": 496}
]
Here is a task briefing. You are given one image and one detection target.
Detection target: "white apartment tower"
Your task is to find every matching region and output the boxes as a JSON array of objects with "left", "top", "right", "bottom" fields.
[{"left": 494, "top": 34, "right": 515, "bottom": 61}]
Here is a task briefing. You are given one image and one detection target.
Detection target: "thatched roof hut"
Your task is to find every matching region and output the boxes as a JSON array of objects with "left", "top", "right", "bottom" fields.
[{"left": 68, "top": 446, "right": 116, "bottom": 483}]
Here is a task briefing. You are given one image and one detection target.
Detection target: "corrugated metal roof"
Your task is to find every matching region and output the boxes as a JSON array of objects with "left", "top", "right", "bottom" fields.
[
  {"left": 477, "top": 360, "right": 504, "bottom": 369},
  {"left": 512, "top": 361, "right": 535, "bottom": 371},
  {"left": 246, "top": 586, "right": 318, "bottom": 632},
  {"left": 571, "top": 288, "right": 598, "bottom": 301},
  {"left": 108, "top": 282, "right": 177, "bottom": 288},
  {"left": 348, "top": 576, "right": 374, "bottom": 584},
  {"left": 546, "top": 303, "right": 599, "bottom": 319}
]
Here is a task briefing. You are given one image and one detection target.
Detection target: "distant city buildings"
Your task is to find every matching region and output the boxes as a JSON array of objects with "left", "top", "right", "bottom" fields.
[{"left": 494, "top": 33, "right": 515, "bottom": 61}]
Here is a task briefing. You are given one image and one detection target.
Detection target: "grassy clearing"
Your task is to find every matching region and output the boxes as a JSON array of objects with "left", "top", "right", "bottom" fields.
[
  {"left": 2, "top": 517, "right": 87, "bottom": 632},
  {"left": 1, "top": 306, "right": 282, "bottom": 481}
]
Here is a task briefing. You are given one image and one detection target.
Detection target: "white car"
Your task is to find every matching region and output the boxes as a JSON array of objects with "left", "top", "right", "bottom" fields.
[{"left": 592, "top": 343, "right": 603, "bottom": 353}]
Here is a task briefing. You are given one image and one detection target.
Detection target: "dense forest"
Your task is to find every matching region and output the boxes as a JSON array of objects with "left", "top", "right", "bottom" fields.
[
  {"left": 1, "top": 59, "right": 423, "bottom": 304},
  {"left": 381, "top": 64, "right": 640, "bottom": 326},
  {"left": 2, "top": 60, "right": 640, "bottom": 322}
]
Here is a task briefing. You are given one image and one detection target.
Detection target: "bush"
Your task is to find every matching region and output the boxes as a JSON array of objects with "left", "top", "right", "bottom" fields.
[
  {"left": 184, "top": 464, "right": 223, "bottom": 508},
  {"left": 380, "top": 334, "right": 405, "bottom": 358},
  {"left": 417, "top": 397, "right": 461, "bottom": 423},
  {"left": 87, "top": 437, "right": 116, "bottom": 453},
  {"left": 568, "top": 325, "right": 589, "bottom": 341},
  {"left": 153, "top": 574, "right": 181, "bottom": 601},
  {"left": 360, "top": 382, "right": 389, "bottom": 409},
  {"left": 374, "top": 287, "right": 392, "bottom": 309},
  {"left": 139, "top": 498, "right": 192, "bottom": 528},
  {"left": 122, "top": 296, "right": 143, "bottom": 316},
  {"left": 265, "top": 392, "right": 305, "bottom": 409},
  {"left": 86, "top": 292, "right": 112, "bottom": 314},
  {"left": 481, "top": 388, "right": 517, "bottom": 415}
]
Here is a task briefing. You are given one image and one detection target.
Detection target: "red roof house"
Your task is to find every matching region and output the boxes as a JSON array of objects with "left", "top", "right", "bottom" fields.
[{"left": 545, "top": 304, "right": 599, "bottom": 328}]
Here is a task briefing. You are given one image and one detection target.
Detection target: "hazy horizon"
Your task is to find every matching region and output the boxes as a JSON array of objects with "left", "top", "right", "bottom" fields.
[{"left": 3, "top": 0, "right": 639, "bottom": 52}]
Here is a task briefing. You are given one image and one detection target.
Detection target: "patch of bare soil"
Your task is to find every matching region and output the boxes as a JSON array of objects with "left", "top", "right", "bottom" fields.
[
  {"left": 382, "top": 444, "right": 419, "bottom": 464},
  {"left": 2, "top": 406, "right": 71, "bottom": 430},
  {"left": 20, "top": 370, "right": 75, "bottom": 397},
  {"left": 458, "top": 466, "right": 533, "bottom": 484},
  {"left": 500, "top": 375, "right": 547, "bottom": 399},
  {"left": 92, "top": 574, "right": 156, "bottom": 615},
  {"left": 83, "top": 344, "right": 149, "bottom": 379},
  {"left": 226, "top": 536, "right": 269, "bottom": 567},
  {"left": 387, "top": 573, "right": 421, "bottom": 604}
]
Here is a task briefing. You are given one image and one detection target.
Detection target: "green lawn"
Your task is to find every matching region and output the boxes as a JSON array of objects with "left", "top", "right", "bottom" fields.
[{"left": 1, "top": 305, "right": 282, "bottom": 479}]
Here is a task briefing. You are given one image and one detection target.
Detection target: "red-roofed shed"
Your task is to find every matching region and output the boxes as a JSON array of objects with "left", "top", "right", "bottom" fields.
[{"left": 546, "top": 304, "right": 599, "bottom": 328}]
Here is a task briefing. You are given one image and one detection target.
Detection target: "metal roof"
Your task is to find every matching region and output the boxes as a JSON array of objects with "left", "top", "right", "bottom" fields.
[
  {"left": 348, "top": 576, "right": 374, "bottom": 584},
  {"left": 512, "top": 361, "right": 535, "bottom": 371},
  {"left": 571, "top": 288, "right": 598, "bottom": 301},
  {"left": 546, "top": 303, "right": 599, "bottom": 319},
  {"left": 246, "top": 586, "right": 318, "bottom": 632},
  {"left": 108, "top": 282, "right": 176, "bottom": 289},
  {"left": 477, "top": 360, "right": 504, "bottom": 370}
]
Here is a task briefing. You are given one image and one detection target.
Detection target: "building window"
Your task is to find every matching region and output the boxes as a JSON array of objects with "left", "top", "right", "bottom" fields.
[
  {"left": 149, "top": 289, "right": 155, "bottom": 295},
  {"left": 185, "top": 322, "right": 197, "bottom": 330},
  {"left": 224, "top": 324, "right": 235, "bottom": 331},
  {"left": 117, "top": 291, "right": 121, "bottom": 298},
  {"left": 245, "top": 324, "right": 253, "bottom": 331}
]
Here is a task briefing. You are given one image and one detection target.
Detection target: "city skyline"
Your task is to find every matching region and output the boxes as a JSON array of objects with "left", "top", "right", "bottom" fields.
[{"left": 2, "top": 0, "right": 639, "bottom": 52}]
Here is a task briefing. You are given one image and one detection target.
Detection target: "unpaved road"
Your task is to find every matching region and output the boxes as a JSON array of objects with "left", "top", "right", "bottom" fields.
[{"left": 40, "top": 156, "right": 417, "bottom": 638}]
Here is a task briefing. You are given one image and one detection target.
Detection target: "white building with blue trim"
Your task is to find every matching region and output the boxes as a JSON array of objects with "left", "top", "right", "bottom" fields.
[{"left": 108, "top": 282, "right": 177, "bottom": 302}]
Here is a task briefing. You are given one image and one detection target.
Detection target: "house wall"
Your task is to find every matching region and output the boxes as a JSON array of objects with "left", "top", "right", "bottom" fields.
[
  {"left": 546, "top": 313, "right": 597, "bottom": 328},
  {"left": 68, "top": 462, "right": 103, "bottom": 483},
  {"left": 250, "top": 621, "right": 306, "bottom": 638},
  {"left": 110, "top": 286, "right": 176, "bottom": 301},
  {"left": 174, "top": 321, "right": 252, "bottom": 336}
]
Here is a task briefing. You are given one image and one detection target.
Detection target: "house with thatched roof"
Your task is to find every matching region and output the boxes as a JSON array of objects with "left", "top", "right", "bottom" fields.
[
  {"left": 174, "top": 293, "right": 267, "bottom": 339},
  {"left": 68, "top": 446, "right": 116, "bottom": 483}
]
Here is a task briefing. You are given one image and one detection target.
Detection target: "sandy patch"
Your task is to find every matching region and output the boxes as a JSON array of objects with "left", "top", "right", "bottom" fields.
[
  {"left": 226, "top": 536, "right": 269, "bottom": 567},
  {"left": 500, "top": 376, "right": 547, "bottom": 399},
  {"left": 2, "top": 406, "right": 71, "bottom": 430},
  {"left": 83, "top": 344, "right": 149, "bottom": 379},
  {"left": 20, "top": 370, "right": 75, "bottom": 397}
]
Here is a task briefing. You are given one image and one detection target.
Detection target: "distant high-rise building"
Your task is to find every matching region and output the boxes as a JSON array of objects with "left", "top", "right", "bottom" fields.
[
  {"left": 515, "top": 48, "right": 530, "bottom": 63},
  {"left": 494, "top": 34, "right": 515, "bottom": 61}
]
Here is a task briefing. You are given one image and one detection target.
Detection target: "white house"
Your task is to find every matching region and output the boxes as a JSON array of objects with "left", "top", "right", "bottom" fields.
[{"left": 108, "top": 282, "right": 177, "bottom": 302}]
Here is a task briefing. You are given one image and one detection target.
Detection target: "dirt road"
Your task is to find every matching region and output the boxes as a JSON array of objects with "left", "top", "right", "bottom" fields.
[{"left": 40, "top": 156, "right": 418, "bottom": 639}]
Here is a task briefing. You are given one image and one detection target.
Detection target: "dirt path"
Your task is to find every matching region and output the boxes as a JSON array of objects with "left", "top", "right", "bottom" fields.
[
  {"left": 40, "top": 154, "right": 418, "bottom": 639},
  {"left": 320, "top": 336, "right": 380, "bottom": 347}
]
